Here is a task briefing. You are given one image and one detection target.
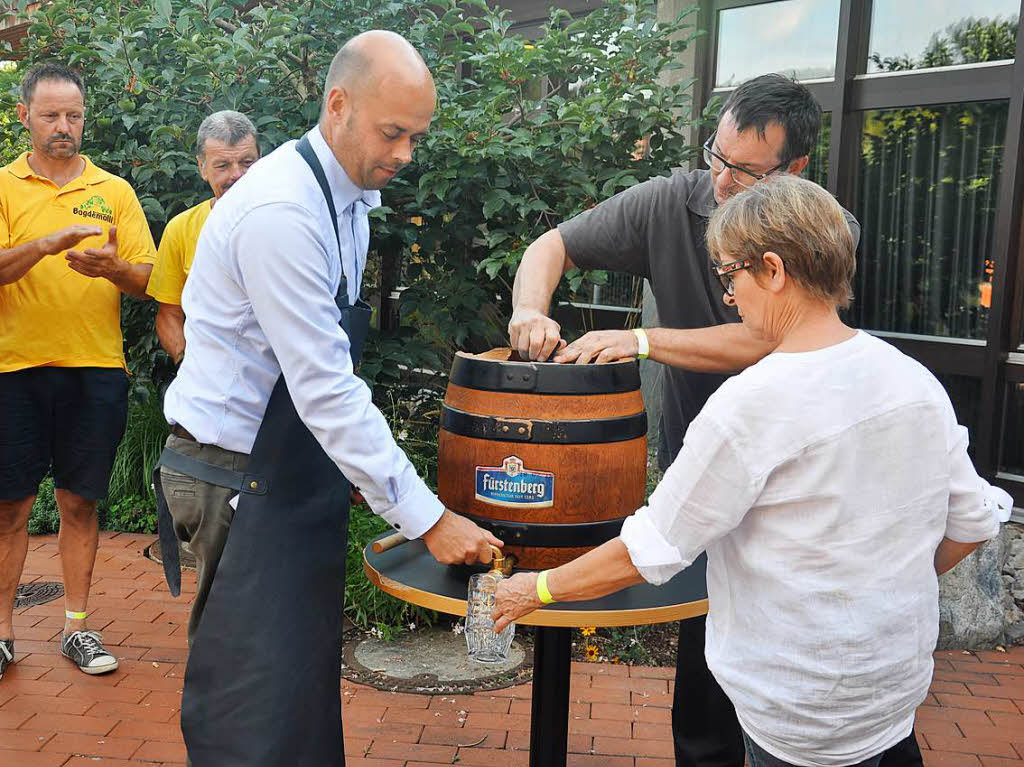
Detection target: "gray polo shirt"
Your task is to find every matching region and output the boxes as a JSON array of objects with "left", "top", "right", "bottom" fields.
[{"left": 558, "top": 168, "right": 861, "bottom": 470}]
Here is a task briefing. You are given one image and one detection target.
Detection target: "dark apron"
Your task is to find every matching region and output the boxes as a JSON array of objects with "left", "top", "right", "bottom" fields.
[{"left": 153, "top": 134, "right": 372, "bottom": 766}]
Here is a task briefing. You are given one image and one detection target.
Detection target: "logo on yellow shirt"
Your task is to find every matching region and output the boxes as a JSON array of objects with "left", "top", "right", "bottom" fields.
[{"left": 73, "top": 195, "right": 114, "bottom": 224}]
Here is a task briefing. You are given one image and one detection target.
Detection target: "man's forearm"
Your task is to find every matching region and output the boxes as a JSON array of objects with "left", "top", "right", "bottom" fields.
[
  {"left": 107, "top": 262, "right": 153, "bottom": 298},
  {"left": 512, "top": 229, "right": 573, "bottom": 312},
  {"left": 155, "top": 303, "right": 186, "bottom": 363},
  {"left": 0, "top": 240, "right": 48, "bottom": 285},
  {"left": 647, "top": 324, "right": 777, "bottom": 374}
]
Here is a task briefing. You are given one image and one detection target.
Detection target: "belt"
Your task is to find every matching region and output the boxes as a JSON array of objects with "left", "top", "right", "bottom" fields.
[{"left": 171, "top": 424, "right": 196, "bottom": 441}]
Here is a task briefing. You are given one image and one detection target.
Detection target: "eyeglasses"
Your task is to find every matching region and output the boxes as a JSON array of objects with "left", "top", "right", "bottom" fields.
[
  {"left": 702, "top": 132, "right": 789, "bottom": 188},
  {"left": 712, "top": 257, "right": 754, "bottom": 296}
]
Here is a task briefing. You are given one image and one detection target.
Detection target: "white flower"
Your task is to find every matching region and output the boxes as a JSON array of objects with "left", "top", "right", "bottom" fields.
[
  {"left": 451, "top": 622, "right": 465, "bottom": 635},
  {"left": 398, "top": 430, "right": 409, "bottom": 441},
  {"left": 408, "top": 622, "right": 417, "bottom": 631}
]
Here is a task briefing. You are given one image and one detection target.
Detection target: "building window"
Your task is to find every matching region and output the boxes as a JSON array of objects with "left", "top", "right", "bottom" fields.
[
  {"left": 1000, "top": 381, "right": 1024, "bottom": 475},
  {"left": 714, "top": 0, "right": 841, "bottom": 87},
  {"left": 937, "top": 374, "right": 983, "bottom": 453},
  {"left": 805, "top": 111, "right": 830, "bottom": 189},
  {"left": 850, "top": 101, "right": 1008, "bottom": 340},
  {"left": 867, "top": 1, "right": 1018, "bottom": 74}
]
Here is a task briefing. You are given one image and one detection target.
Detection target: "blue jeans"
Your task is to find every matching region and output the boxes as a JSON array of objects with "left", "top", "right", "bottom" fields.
[{"left": 742, "top": 731, "right": 922, "bottom": 767}]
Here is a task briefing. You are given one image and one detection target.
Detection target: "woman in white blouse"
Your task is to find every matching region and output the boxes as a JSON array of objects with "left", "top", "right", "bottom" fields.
[{"left": 492, "top": 173, "right": 1011, "bottom": 767}]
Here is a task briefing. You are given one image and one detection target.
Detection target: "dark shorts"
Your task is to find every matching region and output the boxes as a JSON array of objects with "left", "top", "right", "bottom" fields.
[{"left": 0, "top": 367, "right": 129, "bottom": 501}]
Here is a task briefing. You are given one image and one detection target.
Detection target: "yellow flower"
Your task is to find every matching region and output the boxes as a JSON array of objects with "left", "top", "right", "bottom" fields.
[
  {"left": 524, "top": 44, "right": 536, "bottom": 50},
  {"left": 410, "top": 216, "right": 423, "bottom": 227},
  {"left": 585, "top": 644, "right": 598, "bottom": 661},
  {"left": 581, "top": 626, "right": 596, "bottom": 637},
  {"left": 410, "top": 243, "right": 421, "bottom": 254}
]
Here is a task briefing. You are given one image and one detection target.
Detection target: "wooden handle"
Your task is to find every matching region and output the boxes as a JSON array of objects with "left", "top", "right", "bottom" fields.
[{"left": 371, "top": 532, "right": 410, "bottom": 553}]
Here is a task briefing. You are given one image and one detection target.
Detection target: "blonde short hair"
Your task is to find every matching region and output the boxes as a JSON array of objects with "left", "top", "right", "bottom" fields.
[{"left": 705, "top": 174, "right": 856, "bottom": 308}]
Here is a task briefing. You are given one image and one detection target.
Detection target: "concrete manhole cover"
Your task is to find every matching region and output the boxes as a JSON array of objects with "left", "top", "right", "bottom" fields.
[
  {"left": 15, "top": 581, "right": 64, "bottom": 608},
  {"left": 342, "top": 625, "right": 531, "bottom": 693}
]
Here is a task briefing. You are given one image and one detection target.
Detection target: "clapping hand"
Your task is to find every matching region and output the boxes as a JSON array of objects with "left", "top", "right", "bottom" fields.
[{"left": 66, "top": 226, "right": 122, "bottom": 280}]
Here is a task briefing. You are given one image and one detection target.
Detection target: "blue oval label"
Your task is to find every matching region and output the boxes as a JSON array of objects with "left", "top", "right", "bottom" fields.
[{"left": 475, "top": 455, "right": 554, "bottom": 508}]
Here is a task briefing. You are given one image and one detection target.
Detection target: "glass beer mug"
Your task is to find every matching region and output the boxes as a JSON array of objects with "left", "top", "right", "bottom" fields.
[{"left": 466, "top": 546, "right": 515, "bottom": 664}]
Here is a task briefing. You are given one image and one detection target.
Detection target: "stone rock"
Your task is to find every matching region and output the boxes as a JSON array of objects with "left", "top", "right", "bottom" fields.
[{"left": 938, "top": 524, "right": 1024, "bottom": 649}]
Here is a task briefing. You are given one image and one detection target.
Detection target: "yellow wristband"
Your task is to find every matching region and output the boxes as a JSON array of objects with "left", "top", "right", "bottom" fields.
[
  {"left": 536, "top": 570, "right": 556, "bottom": 605},
  {"left": 633, "top": 328, "right": 650, "bottom": 360},
  {"left": 65, "top": 610, "right": 87, "bottom": 621}
]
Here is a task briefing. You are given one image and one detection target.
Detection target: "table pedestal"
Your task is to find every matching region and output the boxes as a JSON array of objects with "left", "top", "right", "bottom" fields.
[{"left": 530, "top": 627, "right": 572, "bottom": 767}]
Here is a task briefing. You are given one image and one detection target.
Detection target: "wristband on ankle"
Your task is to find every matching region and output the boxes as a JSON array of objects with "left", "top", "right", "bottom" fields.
[
  {"left": 65, "top": 610, "right": 88, "bottom": 621},
  {"left": 536, "top": 571, "right": 556, "bottom": 605},
  {"left": 633, "top": 328, "right": 650, "bottom": 360}
]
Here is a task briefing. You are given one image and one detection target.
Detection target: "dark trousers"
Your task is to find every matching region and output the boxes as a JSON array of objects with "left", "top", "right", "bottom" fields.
[
  {"left": 671, "top": 615, "right": 925, "bottom": 767},
  {"left": 744, "top": 731, "right": 923, "bottom": 767}
]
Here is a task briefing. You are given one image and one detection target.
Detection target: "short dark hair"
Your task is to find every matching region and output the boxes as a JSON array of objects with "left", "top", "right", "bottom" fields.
[
  {"left": 20, "top": 63, "right": 85, "bottom": 106},
  {"left": 719, "top": 74, "right": 822, "bottom": 163}
]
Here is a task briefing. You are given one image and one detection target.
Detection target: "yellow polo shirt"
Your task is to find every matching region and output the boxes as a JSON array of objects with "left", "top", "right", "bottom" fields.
[
  {"left": 0, "top": 152, "right": 157, "bottom": 372},
  {"left": 146, "top": 198, "right": 213, "bottom": 306}
]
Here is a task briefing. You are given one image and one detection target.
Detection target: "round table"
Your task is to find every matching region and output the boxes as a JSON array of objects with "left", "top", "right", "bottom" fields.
[{"left": 363, "top": 536, "right": 709, "bottom": 767}]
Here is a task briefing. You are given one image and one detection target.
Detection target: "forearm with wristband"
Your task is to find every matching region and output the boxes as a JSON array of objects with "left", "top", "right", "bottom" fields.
[{"left": 536, "top": 570, "right": 556, "bottom": 604}]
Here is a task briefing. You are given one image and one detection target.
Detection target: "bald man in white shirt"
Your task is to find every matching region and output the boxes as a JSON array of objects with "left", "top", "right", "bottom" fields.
[{"left": 155, "top": 31, "right": 499, "bottom": 767}]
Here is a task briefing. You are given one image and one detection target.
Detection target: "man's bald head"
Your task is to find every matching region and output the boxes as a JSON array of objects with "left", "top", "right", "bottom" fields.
[
  {"left": 318, "top": 30, "right": 436, "bottom": 190},
  {"left": 323, "top": 30, "right": 433, "bottom": 108}
]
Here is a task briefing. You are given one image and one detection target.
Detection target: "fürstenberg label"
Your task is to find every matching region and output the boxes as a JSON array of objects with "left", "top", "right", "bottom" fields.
[{"left": 475, "top": 455, "right": 554, "bottom": 508}]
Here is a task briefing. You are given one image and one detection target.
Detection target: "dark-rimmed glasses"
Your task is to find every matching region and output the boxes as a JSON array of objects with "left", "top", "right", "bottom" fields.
[
  {"left": 703, "top": 132, "right": 789, "bottom": 188},
  {"left": 712, "top": 257, "right": 754, "bottom": 296}
]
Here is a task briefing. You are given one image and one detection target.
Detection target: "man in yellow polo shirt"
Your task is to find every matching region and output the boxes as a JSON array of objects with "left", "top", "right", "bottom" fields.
[
  {"left": 0, "top": 63, "right": 156, "bottom": 680},
  {"left": 147, "top": 111, "right": 260, "bottom": 364}
]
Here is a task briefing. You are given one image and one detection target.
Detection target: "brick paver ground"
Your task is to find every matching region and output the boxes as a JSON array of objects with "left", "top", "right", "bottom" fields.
[{"left": 1, "top": 533, "right": 1021, "bottom": 766}]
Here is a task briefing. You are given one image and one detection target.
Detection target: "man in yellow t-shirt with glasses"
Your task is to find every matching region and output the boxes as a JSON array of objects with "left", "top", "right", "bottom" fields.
[
  {"left": 146, "top": 111, "right": 260, "bottom": 365},
  {"left": 0, "top": 63, "right": 156, "bottom": 681}
]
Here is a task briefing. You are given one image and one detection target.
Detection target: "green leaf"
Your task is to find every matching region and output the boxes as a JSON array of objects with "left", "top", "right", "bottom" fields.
[{"left": 154, "top": 0, "right": 172, "bottom": 22}]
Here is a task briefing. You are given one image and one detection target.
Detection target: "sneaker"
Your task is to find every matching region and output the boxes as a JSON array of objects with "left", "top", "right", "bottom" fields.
[
  {"left": 60, "top": 631, "right": 118, "bottom": 675},
  {"left": 0, "top": 640, "right": 12, "bottom": 680}
]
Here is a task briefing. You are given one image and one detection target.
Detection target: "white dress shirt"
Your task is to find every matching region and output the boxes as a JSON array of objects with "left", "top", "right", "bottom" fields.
[
  {"left": 164, "top": 127, "right": 444, "bottom": 539},
  {"left": 619, "top": 331, "right": 1009, "bottom": 767}
]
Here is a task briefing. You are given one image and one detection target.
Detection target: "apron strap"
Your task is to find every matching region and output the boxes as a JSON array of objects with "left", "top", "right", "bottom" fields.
[
  {"left": 154, "top": 447, "right": 269, "bottom": 598},
  {"left": 295, "top": 134, "right": 352, "bottom": 302},
  {"left": 159, "top": 446, "right": 268, "bottom": 495},
  {"left": 295, "top": 134, "right": 341, "bottom": 254}
]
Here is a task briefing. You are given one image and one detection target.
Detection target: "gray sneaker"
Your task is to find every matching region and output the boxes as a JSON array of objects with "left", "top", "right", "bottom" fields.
[
  {"left": 60, "top": 631, "right": 118, "bottom": 675},
  {"left": 0, "top": 640, "right": 12, "bottom": 680}
]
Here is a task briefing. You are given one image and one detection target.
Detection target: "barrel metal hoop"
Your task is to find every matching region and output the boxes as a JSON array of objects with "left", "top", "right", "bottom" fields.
[
  {"left": 441, "top": 406, "right": 647, "bottom": 444},
  {"left": 458, "top": 512, "right": 628, "bottom": 548},
  {"left": 449, "top": 354, "right": 641, "bottom": 394}
]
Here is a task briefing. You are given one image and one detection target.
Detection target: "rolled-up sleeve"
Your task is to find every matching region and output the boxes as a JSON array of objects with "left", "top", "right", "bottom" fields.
[
  {"left": 620, "top": 414, "right": 760, "bottom": 585},
  {"left": 233, "top": 203, "right": 443, "bottom": 539},
  {"left": 945, "top": 421, "right": 1009, "bottom": 543}
]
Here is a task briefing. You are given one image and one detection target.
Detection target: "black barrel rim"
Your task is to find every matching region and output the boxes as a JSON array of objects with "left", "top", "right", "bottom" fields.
[
  {"left": 441, "top": 406, "right": 647, "bottom": 444},
  {"left": 456, "top": 511, "right": 627, "bottom": 548},
  {"left": 449, "top": 352, "right": 641, "bottom": 395}
]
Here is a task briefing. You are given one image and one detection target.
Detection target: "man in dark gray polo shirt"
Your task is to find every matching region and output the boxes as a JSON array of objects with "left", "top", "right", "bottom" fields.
[{"left": 509, "top": 75, "right": 921, "bottom": 767}]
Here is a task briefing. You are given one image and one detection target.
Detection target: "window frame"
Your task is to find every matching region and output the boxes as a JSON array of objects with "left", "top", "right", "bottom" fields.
[{"left": 699, "top": 0, "right": 1024, "bottom": 507}]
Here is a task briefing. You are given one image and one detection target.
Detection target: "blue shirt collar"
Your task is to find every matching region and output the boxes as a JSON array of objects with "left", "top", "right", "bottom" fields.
[{"left": 308, "top": 126, "right": 382, "bottom": 212}]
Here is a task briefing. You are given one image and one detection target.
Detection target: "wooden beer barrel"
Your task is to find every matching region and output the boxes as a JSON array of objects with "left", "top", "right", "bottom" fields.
[{"left": 437, "top": 348, "right": 647, "bottom": 570}]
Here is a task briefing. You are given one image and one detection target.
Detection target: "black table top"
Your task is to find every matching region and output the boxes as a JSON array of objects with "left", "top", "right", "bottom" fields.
[{"left": 363, "top": 536, "right": 708, "bottom": 628}]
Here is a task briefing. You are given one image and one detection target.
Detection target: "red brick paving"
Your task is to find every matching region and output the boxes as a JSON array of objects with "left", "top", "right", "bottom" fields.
[{"left": 2, "top": 534, "right": 1023, "bottom": 765}]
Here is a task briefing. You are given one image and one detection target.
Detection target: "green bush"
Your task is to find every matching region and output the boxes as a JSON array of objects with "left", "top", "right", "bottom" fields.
[{"left": 28, "top": 476, "right": 60, "bottom": 535}]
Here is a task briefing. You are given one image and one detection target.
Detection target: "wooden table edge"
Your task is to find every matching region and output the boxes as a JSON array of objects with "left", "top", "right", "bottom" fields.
[{"left": 363, "top": 552, "right": 708, "bottom": 628}]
